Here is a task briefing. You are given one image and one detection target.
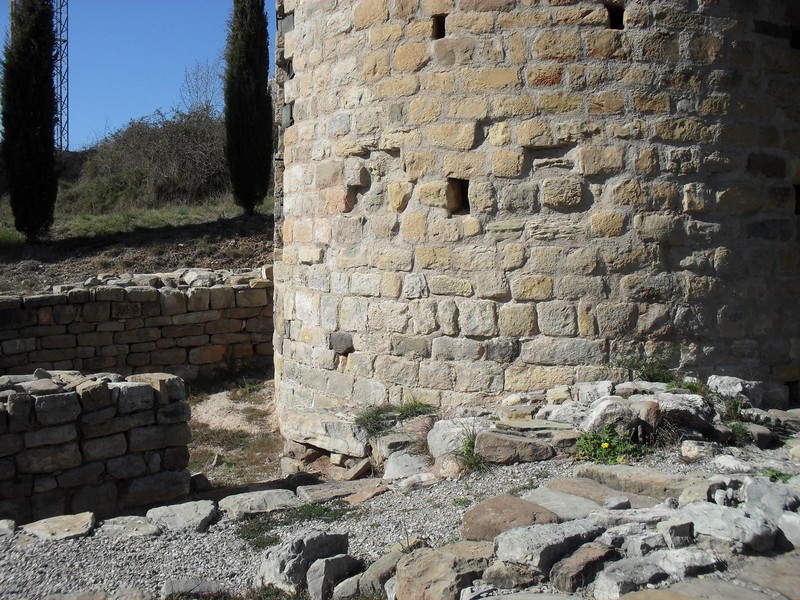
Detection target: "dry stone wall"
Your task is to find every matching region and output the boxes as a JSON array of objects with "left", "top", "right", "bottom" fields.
[
  {"left": 0, "top": 270, "right": 274, "bottom": 380},
  {"left": 273, "top": 0, "right": 800, "bottom": 453},
  {"left": 0, "top": 371, "right": 191, "bottom": 524}
]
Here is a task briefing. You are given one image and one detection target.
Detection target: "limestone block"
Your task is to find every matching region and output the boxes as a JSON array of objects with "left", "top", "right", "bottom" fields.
[
  {"left": 521, "top": 337, "right": 606, "bottom": 366},
  {"left": 534, "top": 30, "right": 580, "bottom": 60},
  {"left": 493, "top": 150, "right": 524, "bottom": 177},
  {"left": 495, "top": 304, "right": 537, "bottom": 337},
  {"left": 393, "top": 41, "right": 429, "bottom": 71},
  {"left": 579, "top": 146, "right": 624, "bottom": 176},
  {"left": 510, "top": 276, "right": 553, "bottom": 301},
  {"left": 257, "top": 529, "right": 349, "bottom": 593},
  {"left": 81, "top": 433, "right": 126, "bottom": 461},
  {"left": 354, "top": 0, "right": 388, "bottom": 30},
  {"left": 128, "top": 423, "right": 191, "bottom": 452},
  {"left": 537, "top": 301, "right": 578, "bottom": 336},
  {"left": 653, "top": 118, "right": 713, "bottom": 143},
  {"left": 458, "top": 300, "right": 497, "bottom": 337},
  {"left": 590, "top": 212, "right": 626, "bottom": 237},
  {"left": 518, "top": 118, "right": 554, "bottom": 149},
  {"left": 387, "top": 182, "right": 412, "bottom": 211},
  {"left": 121, "top": 470, "right": 190, "bottom": 507},
  {"left": 428, "top": 276, "right": 473, "bottom": 297},
  {"left": 16, "top": 443, "right": 82, "bottom": 474},
  {"left": 425, "top": 123, "right": 477, "bottom": 151},
  {"left": 462, "top": 495, "right": 560, "bottom": 541},
  {"left": 541, "top": 177, "right": 584, "bottom": 210},
  {"left": 110, "top": 382, "right": 154, "bottom": 414}
]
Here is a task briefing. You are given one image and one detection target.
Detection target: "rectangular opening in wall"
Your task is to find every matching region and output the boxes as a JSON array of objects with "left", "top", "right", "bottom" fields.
[
  {"left": 794, "top": 185, "right": 800, "bottom": 214},
  {"left": 448, "top": 178, "right": 470, "bottom": 214},
  {"left": 432, "top": 14, "right": 446, "bottom": 39},
  {"left": 792, "top": 29, "right": 800, "bottom": 49},
  {"left": 282, "top": 103, "right": 294, "bottom": 128},
  {"left": 605, "top": 3, "right": 624, "bottom": 30},
  {"left": 286, "top": 59, "right": 295, "bottom": 80}
]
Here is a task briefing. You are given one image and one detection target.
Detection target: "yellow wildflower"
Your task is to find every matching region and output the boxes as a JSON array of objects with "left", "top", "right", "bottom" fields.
[{"left": 601, "top": 442, "right": 610, "bottom": 449}]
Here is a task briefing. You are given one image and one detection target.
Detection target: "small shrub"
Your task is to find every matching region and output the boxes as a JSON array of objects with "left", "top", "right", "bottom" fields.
[
  {"left": 457, "top": 426, "right": 485, "bottom": 473},
  {"left": 728, "top": 422, "right": 752, "bottom": 447},
  {"left": 762, "top": 469, "right": 792, "bottom": 483},
  {"left": 721, "top": 395, "right": 744, "bottom": 421},
  {"left": 611, "top": 350, "right": 676, "bottom": 383},
  {"left": 355, "top": 401, "right": 435, "bottom": 438},
  {"left": 453, "top": 497, "right": 470, "bottom": 507},
  {"left": 576, "top": 425, "right": 642, "bottom": 464}
]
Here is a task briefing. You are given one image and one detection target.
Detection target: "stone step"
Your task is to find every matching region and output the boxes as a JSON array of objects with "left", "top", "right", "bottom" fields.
[
  {"left": 545, "top": 477, "right": 659, "bottom": 510},
  {"left": 521, "top": 487, "right": 602, "bottom": 521},
  {"left": 574, "top": 464, "right": 706, "bottom": 500}
]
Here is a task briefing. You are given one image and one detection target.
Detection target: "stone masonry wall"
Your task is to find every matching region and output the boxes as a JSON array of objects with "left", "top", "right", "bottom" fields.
[
  {"left": 273, "top": 0, "right": 800, "bottom": 454},
  {"left": 0, "top": 271, "right": 274, "bottom": 381},
  {"left": 0, "top": 371, "right": 191, "bottom": 524}
]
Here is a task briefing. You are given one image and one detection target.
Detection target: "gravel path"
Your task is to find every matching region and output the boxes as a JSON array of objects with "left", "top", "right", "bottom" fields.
[{"left": 1, "top": 443, "right": 797, "bottom": 599}]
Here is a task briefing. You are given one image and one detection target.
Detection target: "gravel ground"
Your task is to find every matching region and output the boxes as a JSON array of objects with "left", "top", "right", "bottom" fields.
[{"left": 1, "top": 441, "right": 797, "bottom": 599}]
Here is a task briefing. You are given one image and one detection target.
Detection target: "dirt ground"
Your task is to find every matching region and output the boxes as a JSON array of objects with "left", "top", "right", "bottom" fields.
[{"left": 0, "top": 213, "right": 274, "bottom": 295}]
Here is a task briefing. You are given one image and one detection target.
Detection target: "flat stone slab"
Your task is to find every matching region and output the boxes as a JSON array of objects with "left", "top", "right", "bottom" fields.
[
  {"left": 99, "top": 516, "right": 160, "bottom": 538},
  {"left": 297, "top": 479, "right": 384, "bottom": 504},
  {"left": 218, "top": 489, "right": 303, "bottom": 520},
  {"left": 462, "top": 495, "right": 561, "bottom": 541},
  {"left": 734, "top": 551, "right": 800, "bottom": 600},
  {"left": 146, "top": 500, "right": 217, "bottom": 533},
  {"left": 496, "top": 419, "right": 576, "bottom": 432},
  {"left": 665, "top": 578, "right": 775, "bottom": 600},
  {"left": 521, "top": 487, "right": 602, "bottom": 520},
  {"left": 161, "top": 579, "right": 224, "bottom": 598},
  {"left": 22, "top": 512, "right": 95, "bottom": 541},
  {"left": 545, "top": 477, "right": 658, "bottom": 509},
  {"left": 574, "top": 464, "right": 705, "bottom": 500}
]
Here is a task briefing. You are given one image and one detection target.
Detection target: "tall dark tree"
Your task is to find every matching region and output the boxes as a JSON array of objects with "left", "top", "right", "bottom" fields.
[
  {"left": 1, "top": 0, "right": 58, "bottom": 242},
  {"left": 224, "top": 0, "right": 272, "bottom": 215}
]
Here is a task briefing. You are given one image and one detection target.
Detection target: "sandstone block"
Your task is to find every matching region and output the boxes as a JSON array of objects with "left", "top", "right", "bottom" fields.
[
  {"left": 510, "top": 276, "right": 553, "bottom": 301},
  {"left": 534, "top": 30, "right": 580, "bottom": 60},
  {"left": 579, "top": 146, "right": 624, "bottom": 176},
  {"left": 462, "top": 495, "right": 560, "bottom": 541},
  {"left": 590, "top": 212, "right": 626, "bottom": 237},
  {"left": 653, "top": 117, "right": 713, "bottom": 143},
  {"left": 537, "top": 301, "right": 578, "bottom": 336},
  {"left": 498, "top": 304, "right": 538, "bottom": 337},
  {"left": 493, "top": 150, "right": 524, "bottom": 177},
  {"left": 475, "top": 431, "right": 555, "bottom": 464},
  {"left": 541, "top": 177, "right": 584, "bottom": 210},
  {"left": 518, "top": 119, "right": 554, "bottom": 149},
  {"left": 425, "top": 123, "right": 476, "bottom": 151}
]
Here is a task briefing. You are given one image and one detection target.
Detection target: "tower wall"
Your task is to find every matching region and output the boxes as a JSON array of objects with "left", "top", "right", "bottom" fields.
[{"left": 273, "top": 0, "right": 800, "bottom": 453}]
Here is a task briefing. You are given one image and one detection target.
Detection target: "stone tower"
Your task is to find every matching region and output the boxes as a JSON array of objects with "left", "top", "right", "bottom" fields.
[{"left": 272, "top": 0, "right": 800, "bottom": 456}]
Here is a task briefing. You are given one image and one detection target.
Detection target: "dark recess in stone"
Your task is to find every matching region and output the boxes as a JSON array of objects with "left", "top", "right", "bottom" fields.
[
  {"left": 448, "top": 178, "right": 470, "bottom": 215},
  {"left": 432, "top": 14, "right": 446, "bottom": 40},
  {"left": 606, "top": 4, "right": 624, "bottom": 30}
]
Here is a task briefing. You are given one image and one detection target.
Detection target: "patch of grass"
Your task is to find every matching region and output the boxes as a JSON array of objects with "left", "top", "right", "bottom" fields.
[
  {"left": 235, "top": 502, "right": 356, "bottom": 549},
  {"left": 721, "top": 394, "right": 744, "bottom": 421},
  {"left": 611, "top": 349, "right": 676, "bottom": 383},
  {"left": 576, "top": 425, "right": 643, "bottom": 464},
  {"left": 762, "top": 469, "right": 792, "bottom": 483},
  {"left": 453, "top": 497, "right": 471, "bottom": 507},
  {"left": 355, "top": 401, "right": 435, "bottom": 437},
  {"left": 457, "top": 426, "right": 485, "bottom": 473},
  {"left": 230, "top": 377, "right": 266, "bottom": 404}
]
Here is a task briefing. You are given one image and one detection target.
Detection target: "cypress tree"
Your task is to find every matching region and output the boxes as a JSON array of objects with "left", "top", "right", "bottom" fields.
[
  {"left": 1, "top": 0, "right": 58, "bottom": 243},
  {"left": 224, "top": 0, "right": 272, "bottom": 216}
]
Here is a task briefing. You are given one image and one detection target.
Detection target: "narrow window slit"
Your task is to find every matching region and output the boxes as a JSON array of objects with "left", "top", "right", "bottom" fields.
[
  {"left": 448, "top": 178, "right": 470, "bottom": 214},
  {"left": 791, "top": 29, "right": 800, "bottom": 49},
  {"left": 605, "top": 3, "right": 624, "bottom": 30},
  {"left": 794, "top": 185, "right": 800, "bottom": 215},
  {"left": 432, "top": 14, "right": 446, "bottom": 39}
]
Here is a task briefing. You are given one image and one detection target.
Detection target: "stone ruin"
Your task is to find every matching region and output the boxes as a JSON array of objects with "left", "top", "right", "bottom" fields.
[
  {"left": 271, "top": 0, "right": 800, "bottom": 457},
  {"left": 0, "top": 370, "right": 192, "bottom": 524}
]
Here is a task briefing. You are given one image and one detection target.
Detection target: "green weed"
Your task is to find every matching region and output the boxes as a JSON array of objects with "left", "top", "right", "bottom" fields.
[
  {"left": 762, "top": 469, "right": 792, "bottom": 483},
  {"left": 611, "top": 350, "right": 676, "bottom": 383},
  {"left": 457, "top": 426, "right": 485, "bottom": 473},
  {"left": 727, "top": 422, "right": 752, "bottom": 447},
  {"left": 453, "top": 497, "right": 471, "bottom": 507},
  {"left": 355, "top": 401, "right": 435, "bottom": 437},
  {"left": 576, "top": 425, "right": 642, "bottom": 464},
  {"left": 235, "top": 502, "right": 356, "bottom": 549}
]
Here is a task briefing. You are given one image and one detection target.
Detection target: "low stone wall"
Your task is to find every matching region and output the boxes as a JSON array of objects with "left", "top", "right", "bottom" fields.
[
  {"left": 0, "top": 270, "right": 273, "bottom": 380},
  {"left": 0, "top": 371, "right": 192, "bottom": 524}
]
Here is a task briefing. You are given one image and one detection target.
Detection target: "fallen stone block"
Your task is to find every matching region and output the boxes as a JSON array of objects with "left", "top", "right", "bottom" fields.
[
  {"left": 521, "top": 487, "right": 602, "bottom": 521},
  {"left": 359, "top": 551, "right": 403, "bottom": 596},
  {"left": 218, "top": 489, "right": 303, "bottom": 520},
  {"left": 146, "top": 500, "right": 216, "bottom": 533},
  {"left": 307, "top": 554, "right": 362, "bottom": 600},
  {"left": 98, "top": 516, "right": 160, "bottom": 539},
  {"left": 462, "top": 494, "right": 560, "bottom": 541},
  {"left": 550, "top": 541, "right": 620, "bottom": 592},
  {"left": 22, "top": 511, "right": 95, "bottom": 541},
  {"left": 593, "top": 557, "right": 668, "bottom": 600},
  {"left": 679, "top": 502, "right": 776, "bottom": 553},
  {"left": 257, "top": 529, "right": 348, "bottom": 593},
  {"left": 495, "top": 517, "right": 604, "bottom": 577}
]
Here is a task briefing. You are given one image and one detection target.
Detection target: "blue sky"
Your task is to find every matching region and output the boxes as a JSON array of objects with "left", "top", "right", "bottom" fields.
[{"left": 1, "top": 1, "right": 277, "bottom": 150}]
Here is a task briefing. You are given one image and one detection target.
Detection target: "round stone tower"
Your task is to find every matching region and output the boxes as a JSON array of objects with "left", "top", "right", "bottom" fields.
[{"left": 273, "top": 0, "right": 800, "bottom": 455}]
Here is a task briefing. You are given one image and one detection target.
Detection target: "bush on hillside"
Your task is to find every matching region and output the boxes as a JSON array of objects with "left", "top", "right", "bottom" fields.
[{"left": 60, "top": 106, "right": 229, "bottom": 213}]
